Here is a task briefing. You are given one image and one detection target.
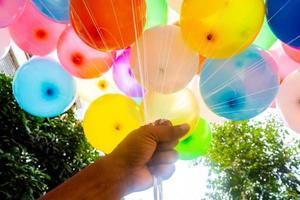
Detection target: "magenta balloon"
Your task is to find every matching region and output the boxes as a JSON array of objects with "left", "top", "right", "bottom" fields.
[
  {"left": 269, "top": 43, "right": 300, "bottom": 81},
  {"left": 9, "top": 3, "right": 65, "bottom": 56},
  {"left": 113, "top": 49, "right": 143, "bottom": 97},
  {"left": 282, "top": 43, "right": 300, "bottom": 64},
  {"left": 277, "top": 70, "right": 300, "bottom": 133},
  {"left": 57, "top": 26, "right": 116, "bottom": 79},
  {"left": 0, "top": 0, "right": 27, "bottom": 28}
]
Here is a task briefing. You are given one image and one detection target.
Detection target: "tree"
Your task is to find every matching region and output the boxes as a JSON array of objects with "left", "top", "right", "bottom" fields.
[
  {"left": 201, "top": 117, "right": 300, "bottom": 200},
  {"left": 0, "top": 73, "right": 99, "bottom": 199}
]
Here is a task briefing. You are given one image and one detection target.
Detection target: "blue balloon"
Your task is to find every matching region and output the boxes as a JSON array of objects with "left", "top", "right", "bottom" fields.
[
  {"left": 13, "top": 57, "right": 76, "bottom": 117},
  {"left": 200, "top": 46, "right": 279, "bottom": 121},
  {"left": 266, "top": 0, "right": 300, "bottom": 47},
  {"left": 32, "top": 0, "right": 70, "bottom": 23}
]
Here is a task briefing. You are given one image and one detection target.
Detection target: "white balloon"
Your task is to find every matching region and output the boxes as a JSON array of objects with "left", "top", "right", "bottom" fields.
[{"left": 168, "top": 0, "right": 183, "bottom": 12}]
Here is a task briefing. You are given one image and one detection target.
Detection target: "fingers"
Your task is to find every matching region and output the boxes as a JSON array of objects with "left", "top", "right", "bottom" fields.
[
  {"left": 141, "top": 122, "right": 190, "bottom": 143},
  {"left": 149, "top": 150, "right": 179, "bottom": 165},
  {"left": 149, "top": 164, "right": 176, "bottom": 180},
  {"left": 157, "top": 140, "right": 179, "bottom": 151}
]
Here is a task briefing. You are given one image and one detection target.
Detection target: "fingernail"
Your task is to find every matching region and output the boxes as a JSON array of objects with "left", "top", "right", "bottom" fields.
[{"left": 179, "top": 124, "right": 190, "bottom": 133}]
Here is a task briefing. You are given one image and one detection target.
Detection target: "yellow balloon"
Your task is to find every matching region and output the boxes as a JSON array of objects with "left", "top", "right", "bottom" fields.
[
  {"left": 83, "top": 94, "right": 143, "bottom": 154},
  {"left": 180, "top": 0, "right": 264, "bottom": 58},
  {"left": 141, "top": 89, "right": 199, "bottom": 138}
]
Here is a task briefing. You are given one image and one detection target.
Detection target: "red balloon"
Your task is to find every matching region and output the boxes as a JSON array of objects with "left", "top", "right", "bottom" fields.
[
  {"left": 57, "top": 26, "right": 116, "bottom": 79},
  {"left": 282, "top": 43, "right": 300, "bottom": 64},
  {"left": 70, "top": 0, "right": 146, "bottom": 51}
]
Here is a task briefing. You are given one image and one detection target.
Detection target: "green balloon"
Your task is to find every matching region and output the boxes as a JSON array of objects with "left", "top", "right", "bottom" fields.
[
  {"left": 253, "top": 18, "right": 277, "bottom": 50},
  {"left": 176, "top": 118, "right": 212, "bottom": 160},
  {"left": 145, "top": 0, "right": 168, "bottom": 30}
]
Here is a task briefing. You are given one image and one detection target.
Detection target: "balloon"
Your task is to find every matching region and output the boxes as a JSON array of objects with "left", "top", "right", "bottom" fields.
[
  {"left": 0, "top": 28, "right": 10, "bottom": 60},
  {"left": 76, "top": 73, "right": 120, "bottom": 103},
  {"left": 253, "top": 18, "right": 277, "bottom": 50},
  {"left": 282, "top": 43, "right": 300, "bottom": 64},
  {"left": 145, "top": 0, "right": 168, "bottom": 29},
  {"left": 13, "top": 57, "right": 76, "bottom": 117},
  {"left": 188, "top": 76, "right": 226, "bottom": 123},
  {"left": 266, "top": 0, "right": 300, "bottom": 48},
  {"left": 0, "top": 0, "right": 27, "bottom": 28},
  {"left": 70, "top": 0, "right": 146, "bottom": 51},
  {"left": 32, "top": 0, "right": 70, "bottom": 23},
  {"left": 113, "top": 49, "right": 143, "bottom": 97},
  {"left": 83, "top": 94, "right": 143, "bottom": 154},
  {"left": 131, "top": 25, "right": 198, "bottom": 94},
  {"left": 167, "top": 0, "right": 182, "bottom": 13},
  {"left": 57, "top": 26, "right": 116, "bottom": 79},
  {"left": 197, "top": 55, "right": 206, "bottom": 75},
  {"left": 9, "top": 3, "right": 65, "bottom": 56},
  {"left": 276, "top": 70, "right": 300, "bottom": 133},
  {"left": 200, "top": 46, "right": 280, "bottom": 121},
  {"left": 175, "top": 118, "right": 212, "bottom": 160},
  {"left": 141, "top": 89, "right": 199, "bottom": 139},
  {"left": 180, "top": 0, "right": 264, "bottom": 58},
  {"left": 269, "top": 42, "right": 300, "bottom": 81}
]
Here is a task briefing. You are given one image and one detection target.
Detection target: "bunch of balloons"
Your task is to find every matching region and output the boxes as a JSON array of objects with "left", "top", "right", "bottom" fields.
[{"left": 2, "top": 0, "right": 299, "bottom": 159}]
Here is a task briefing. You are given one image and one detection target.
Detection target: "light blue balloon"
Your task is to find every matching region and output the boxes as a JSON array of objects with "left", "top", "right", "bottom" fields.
[
  {"left": 32, "top": 0, "right": 70, "bottom": 23},
  {"left": 13, "top": 57, "right": 76, "bottom": 117},
  {"left": 200, "top": 46, "right": 279, "bottom": 121}
]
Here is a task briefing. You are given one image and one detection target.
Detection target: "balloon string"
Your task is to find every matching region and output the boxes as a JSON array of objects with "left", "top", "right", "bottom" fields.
[{"left": 207, "top": 86, "right": 279, "bottom": 111}]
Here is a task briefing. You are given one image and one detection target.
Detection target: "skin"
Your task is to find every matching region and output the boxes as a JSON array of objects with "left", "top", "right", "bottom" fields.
[{"left": 39, "top": 120, "right": 189, "bottom": 200}]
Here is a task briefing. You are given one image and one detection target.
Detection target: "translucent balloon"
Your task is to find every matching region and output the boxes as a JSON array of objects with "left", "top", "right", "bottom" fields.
[
  {"left": 254, "top": 18, "right": 277, "bottom": 50},
  {"left": 131, "top": 25, "right": 198, "bottom": 94},
  {"left": 9, "top": 3, "right": 65, "bottom": 56},
  {"left": 57, "top": 26, "right": 115, "bottom": 79},
  {"left": 180, "top": 0, "right": 264, "bottom": 58},
  {"left": 276, "top": 70, "right": 300, "bottom": 133},
  {"left": 76, "top": 73, "right": 120, "bottom": 103},
  {"left": 0, "top": 0, "right": 27, "bottom": 28},
  {"left": 13, "top": 57, "right": 76, "bottom": 117},
  {"left": 188, "top": 76, "right": 226, "bottom": 123},
  {"left": 200, "top": 46, "right": 280, "bottom": 121},
  {"left": 141, "top": 89, "right": 200, "bottom": 139},
  {"left": 70, "top": 0, "right": 146, "bottom": 51},
  {"left": 0, "top": 28, "right": 11, "bottom": 60},
  {"left": 32, "top": 0, "right": 70, "bottom": 23},
  {"left": 269, "top": 42, "right": 300, "bottom": 81},
  {"left": 266, "top": 0, "right": 300, "bottom": 48},
  {"left": 167, "top": 0, "right": 182, "bottom": 12},
  {"left": 113, "top": 49, "right": 143, "bottom": 97},
  {"left": 83, "top": 94, "right": 143, "bottom": 154},
  {"left": 282, "top": 43, "right": 300, "bottom": 64},
  {"left": 176, "top": 118, "right": 212, "bottom": 160},
  {"left": 145, "top": 0, "right": 168, "bottom": 29}
]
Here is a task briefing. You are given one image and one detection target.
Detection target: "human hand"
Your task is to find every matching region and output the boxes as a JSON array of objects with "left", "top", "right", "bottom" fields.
[{"left": 107, "top": 120, "right": 190, "bottom": 195}]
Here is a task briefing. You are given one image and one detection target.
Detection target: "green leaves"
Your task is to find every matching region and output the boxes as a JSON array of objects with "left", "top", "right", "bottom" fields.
[
  {"left": 0, "top": 73, "right": 99, "bottom": 199},
  {"left": 201, "top": 117, "right": 300, "bottom": 200}
]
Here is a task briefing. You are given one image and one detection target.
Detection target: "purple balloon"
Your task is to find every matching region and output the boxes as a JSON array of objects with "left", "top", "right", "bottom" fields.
[{"left": 113, "top": 49, "right": 143, "bottom": 97}]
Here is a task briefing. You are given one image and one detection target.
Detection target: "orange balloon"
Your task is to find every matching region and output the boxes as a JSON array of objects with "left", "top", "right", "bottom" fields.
[
  {"left": 70, "top": 0, "right": 146, "bottom": 51},
  {"left": 197, "top": 55, "right": 206, "bottom": 75}
]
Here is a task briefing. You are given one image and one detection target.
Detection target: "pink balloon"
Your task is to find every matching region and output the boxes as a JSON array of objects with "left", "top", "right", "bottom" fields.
[
  {"left": 0, "top": 28, "right": 10, "bottom": 59},
  {"left": 57, "top": 26, "right": 116, "bottom": 79},
  {"left": 276, "top": 70, "right": 300, "bottom": 133},
  {"left": 9, "top": 2, "right": 65, "bottom": 56},
  {"left": 0, "top": 0, "right": 27, "bottom": 28},
  {"left": 113, "top": 48, "right": 143, "bottom": 97},
  {"left": 282, "top": 43, "right": 300, "bottom": 64},
  {"left": 269, "top": 42, "right": 300, "bottom": 81}
]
